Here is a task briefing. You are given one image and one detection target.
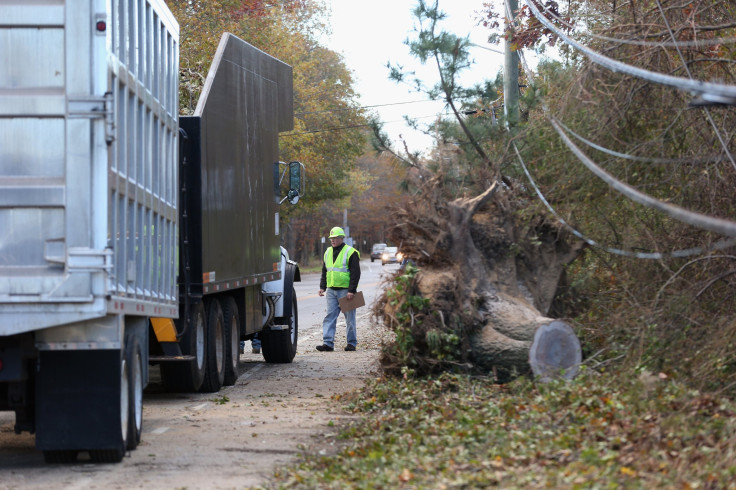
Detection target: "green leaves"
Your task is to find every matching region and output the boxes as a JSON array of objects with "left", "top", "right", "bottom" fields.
[{"left": 377, "top": 263, "right": 469, "bottom": 375}]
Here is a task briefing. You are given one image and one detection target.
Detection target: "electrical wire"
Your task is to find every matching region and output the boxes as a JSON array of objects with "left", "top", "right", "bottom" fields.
[
  {"left": 522, "top": 0, "right": 736, "bottom": 105},
  {"left": 548, "top": 115, "right": 736, "bottom": 237},
  {"left": 533, "top": 2, "right": 736, "bottom": 48},
  {"left": 281, "top": 111, "right": 454, "bottom": 136},
  {"left": 512, "top": 141, "right": 736, "bottom": 258},
  {"left": 294, "top": 99, "right": 441, "bottom": 116},
  {"left": 556, "top": 119, "right": 725, "bottom": 165},
  {"left": 506, "top": 4, "right": 736, "bottom": 257},
  {"left": 654, "top": 0, "right": 736, "bottom": 171}
]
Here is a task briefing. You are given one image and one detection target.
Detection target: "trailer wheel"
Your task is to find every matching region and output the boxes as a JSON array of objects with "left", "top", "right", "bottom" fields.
[
  {"left": 222, "top": 296, "right": 240, "bottom": 386},
  {"left": 161, "top": 301, "right": 206, "bottom": 392},
  {"left": 200, "top": 298, "right": 226, "bottom": 392},
  {"left": 126, "top": 338, "right": 143, "bottom": 450},
  {"left": 262, "top": 288, "right": 298, "bottom": 363}
]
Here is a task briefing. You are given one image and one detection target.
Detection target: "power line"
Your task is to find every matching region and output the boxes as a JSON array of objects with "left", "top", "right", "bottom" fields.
[
  {"left": 507, "top": 3, "right": 736, "bottom": 257},
  {"left": 294, "top": 99, "right": 441, "bottom": 116},
  {"left": 471, "top": 42, "right": 504, "bottom": 54},
  {"left": 534, "top": 3, "right": 736, "bottom": 48},
  {"left": 556, "top": 119, "right": 725, "bottom": 165},
  {"left": 654, "top": 0, "right": 736, "bottom": 171},
  {"left": 281, "top": 111, "right": 453, "bottom": 137},
  {"left": 549, "top": 115, "right": 736, "bottom": 237},
  {"left": 523, "top": 0, "right": 736, "bottom": 105},
  {"left": 512, "top": 141, "right": 736, "bottom": 258}
]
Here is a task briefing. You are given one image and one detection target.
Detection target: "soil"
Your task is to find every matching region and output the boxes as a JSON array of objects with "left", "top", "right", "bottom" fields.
[{"left": 0, "top": 304, "right": 388, "bottom": 489}]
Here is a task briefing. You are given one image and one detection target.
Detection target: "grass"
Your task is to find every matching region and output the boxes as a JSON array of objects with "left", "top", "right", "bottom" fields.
[{"left": 270, "top": 369, "right": 736, "bottom": 489}]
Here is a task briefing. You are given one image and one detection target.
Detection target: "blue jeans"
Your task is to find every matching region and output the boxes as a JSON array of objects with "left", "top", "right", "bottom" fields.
[
  {"left": 322, "top": 288, "right": 357, "bottom": 348},
  {"left": 240, "top": 333, "right": 260, "bottom": 350}
]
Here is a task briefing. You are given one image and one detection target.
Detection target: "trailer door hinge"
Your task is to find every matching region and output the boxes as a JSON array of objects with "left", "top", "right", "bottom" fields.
[{"left": 104, "top": 91, "right": 115, "bottom": 144}]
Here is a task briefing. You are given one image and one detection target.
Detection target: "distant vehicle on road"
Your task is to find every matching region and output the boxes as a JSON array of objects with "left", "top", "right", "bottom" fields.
[
  {"left": 371, "top": 243, "right": 387, "bottom": 262},
  {"left": 381, "top": 247, "right": 402, "bottom": 265}
]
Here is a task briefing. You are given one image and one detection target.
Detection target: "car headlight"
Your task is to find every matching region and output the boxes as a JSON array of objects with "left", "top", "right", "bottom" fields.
[{"left": 397, "top": 253, "right": 403, "bottom": 260}]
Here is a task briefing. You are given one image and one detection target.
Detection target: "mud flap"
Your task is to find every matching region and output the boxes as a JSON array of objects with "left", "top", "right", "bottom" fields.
[{"left": 36, "top": 349, "right": 124, "bottom": 452}]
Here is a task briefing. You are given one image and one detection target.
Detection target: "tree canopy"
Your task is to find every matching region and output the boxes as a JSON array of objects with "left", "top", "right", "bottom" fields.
[{"left": 167, "top": 0, "right": 368, "bottom": 210}]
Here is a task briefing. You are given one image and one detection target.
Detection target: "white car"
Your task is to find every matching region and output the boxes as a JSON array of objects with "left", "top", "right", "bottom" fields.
[{"left": 381, "top": 247, "right": 402, "bottom": 265}]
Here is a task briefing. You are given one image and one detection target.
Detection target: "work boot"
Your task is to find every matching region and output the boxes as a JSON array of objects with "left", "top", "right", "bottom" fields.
[
  {"left": 344, "top": 344, "right": 356, "bottom": 351},
  {"left": 316, "top": 344, "right": 334, "bottom": 352}
]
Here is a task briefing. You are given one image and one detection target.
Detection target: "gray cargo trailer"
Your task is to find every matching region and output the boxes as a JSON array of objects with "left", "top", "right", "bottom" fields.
[{"left": 0, "top": 1, "right": 302, "bottom": 463}]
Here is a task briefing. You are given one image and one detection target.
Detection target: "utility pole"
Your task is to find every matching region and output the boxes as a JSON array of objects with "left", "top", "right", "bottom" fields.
[{"left": 504, "top": 0, "right": 520, "bottom": 125}]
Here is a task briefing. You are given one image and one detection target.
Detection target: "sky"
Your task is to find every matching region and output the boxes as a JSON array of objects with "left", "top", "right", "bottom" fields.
[{"left": 322, "top": 0, "right": 506, "bottom": 155}]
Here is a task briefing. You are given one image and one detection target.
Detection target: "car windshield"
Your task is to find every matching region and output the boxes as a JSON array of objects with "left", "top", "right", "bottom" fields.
[{"left": 384, "top": 247, "right": 397, "bottom": 254}]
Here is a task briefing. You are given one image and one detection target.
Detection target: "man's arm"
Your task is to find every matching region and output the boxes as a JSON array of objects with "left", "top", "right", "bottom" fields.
[{"left": 319, "top": 262, "right": 327, "bottom": 296}]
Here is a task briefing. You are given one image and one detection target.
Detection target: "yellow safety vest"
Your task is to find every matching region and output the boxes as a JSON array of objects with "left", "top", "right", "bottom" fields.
[{"left": 324, "top": 245, "right": 359, "bottom": 288}]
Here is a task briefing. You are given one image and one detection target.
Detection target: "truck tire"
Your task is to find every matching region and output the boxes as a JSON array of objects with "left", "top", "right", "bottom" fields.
[
  {"left": 126, "top": 338, "right": 143, "bottom": 450},
  {"left": 161, "top": 301, "right": 206, "bottom": 392},
  {"left": 261, "top": 289, "right": 298, "bottom": 363},
  {"left": 200, "top": 298, "right": 226, "bottom": 392},
  {"left": 90, "top": 447, "right": 126, "bottom": 463},
  {"left": 222, "top": 296, "right": 240, "bottom": 386}
]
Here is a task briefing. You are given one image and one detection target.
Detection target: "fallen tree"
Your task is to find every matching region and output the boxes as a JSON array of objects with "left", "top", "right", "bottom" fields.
[{"left": 375, "top": 173, "right": 585, "bottom": 381}]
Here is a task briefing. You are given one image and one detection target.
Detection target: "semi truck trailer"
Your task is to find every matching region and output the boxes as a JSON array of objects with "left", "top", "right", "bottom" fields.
[{"left": 0, "top": 0, "right": 303, "bottom": 463}]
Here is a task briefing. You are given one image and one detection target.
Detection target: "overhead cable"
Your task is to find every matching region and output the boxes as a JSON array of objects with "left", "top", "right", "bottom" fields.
[
  {"left": 654, "top": 0, "right": 736, "bottom": 171},
  {"left": 295, "top": 99, "right": 441, "bottom": 116},
  {"left": 512, "top": 142, "right": 736, "bottom": 258},
  {"left": 507, "top": 5, "right": 736, "bottom": 256},
  {"left": 281, "top": 111, "right": 453, "bottom": 136},
  {"left": 535, "top": 3, "right": 736, "bottom": 48},
  {"left": 556, "top": 119, "right": 725, "bottom": 165},
  {"left": 523, "top": 0, "right": 736, "bottom": 105},
  {"left": 549, "top": 115, "right": 736, "bottom": 237}
]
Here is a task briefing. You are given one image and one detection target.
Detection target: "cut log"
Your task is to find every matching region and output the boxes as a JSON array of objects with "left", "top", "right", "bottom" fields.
[
  {"left": 529, "top": 321, "right": 582, "bottom": 382},
  {"left": 468, "top": 292, "right": 581, "bottom": 381}
]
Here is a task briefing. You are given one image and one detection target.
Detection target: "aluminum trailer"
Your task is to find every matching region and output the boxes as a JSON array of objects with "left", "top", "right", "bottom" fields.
[{"left": 0, "top": 1, "right": 302, "bottom": 463}]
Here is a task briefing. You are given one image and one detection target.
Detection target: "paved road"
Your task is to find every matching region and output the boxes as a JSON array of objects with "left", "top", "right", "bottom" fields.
[
  {"left": 295, "top": 258, "right": 397, "bottom": 342},
  {"left": 0, "top": 258, "right": 398, "bottom": 488}
]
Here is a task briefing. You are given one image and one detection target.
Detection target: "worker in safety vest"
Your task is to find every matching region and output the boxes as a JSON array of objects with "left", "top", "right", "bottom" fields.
[{"left": 317, "top": 226, "right": 361, "bottom": 351}]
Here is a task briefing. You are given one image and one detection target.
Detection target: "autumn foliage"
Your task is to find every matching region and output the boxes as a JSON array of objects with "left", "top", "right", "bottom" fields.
[{"left": 167, "top": 0, "right": 368, "bottom": 223}]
